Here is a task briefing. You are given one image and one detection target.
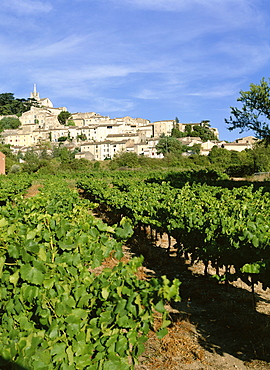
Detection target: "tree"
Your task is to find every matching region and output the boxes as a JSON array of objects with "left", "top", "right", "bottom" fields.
[
  {"left": 0, "top": 93, "right": 38, "bottom": 116},
  {"left": 171, "top": 127, "right": 185, "bottom": 138},
  {"left": 0, "top": 117, "right": 21, "bottom": 132},
  {"left": 190, "top": 143, "right": 201, "bottom": 155},
  {"left": 57, "top": 111, "right": 72, "bottom": 125},
  {"left": 109, "top": 152, "right": 139, "bottom": 169},
  {"left": 225, "top": 78, "right": 270, "bottom": 142},
  {"left": 22, "top": 149, "right": 41, "bottom": 173},
  {"left": 156, "top": 136, "right": 188, "bottom": 155},
  {"left": 184, "top": 125, "right": 192, "bottom": 136},
  {"left": 77, "top": 134, "right": 87, "bottom": 141},
  {"left": 68, "top": 119, "right": 76, "bottom": 126},
  {"left": 208, "top": 146, "right": 232, "bottom": 168},
  {"left": 52, "top": 146, "right": 75, "bottom": 162},
  {"left": 191, "top": 124, "right": 217, "bottom": 142},
  {"left": 58, "top": 136, "right": 68, "bottom": 142}
]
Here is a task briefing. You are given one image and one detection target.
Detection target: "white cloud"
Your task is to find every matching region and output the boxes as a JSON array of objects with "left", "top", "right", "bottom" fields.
[
  {"left": 93, "top": 97, "right": 135, "bottom": 112},
  {"left": 109, "top": 0, "right": 254, "bottom": 14},
  {"left": 186, "top": 84, "right": 240, "bottom": 98},
  {"left": 134, "top": 89, "right": 160, "bottom": 100},
  {"left": 2, "top": 0, "right": 52, "bottom": 14},
  {"left": 32, "top": 64, "right": 136, "bottom": 85},
  {"left": 27, "top": 36, "right": 86, "bottom": 58},
  {"left": 0, "top": 34, "right": 86, "bottom": 63}
]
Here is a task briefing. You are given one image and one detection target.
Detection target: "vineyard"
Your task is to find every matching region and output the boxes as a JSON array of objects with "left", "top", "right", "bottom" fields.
[
  {"left": 78, "top": 170, "right": 270, "bottom": 291},
  {"left": 1, "top": 170, "right": 270, "bottom": 369}
]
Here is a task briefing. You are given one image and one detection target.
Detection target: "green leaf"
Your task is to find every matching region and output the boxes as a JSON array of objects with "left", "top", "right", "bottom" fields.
[
  {"left": 103, "top": 358, "right": 130, "bottom": 370},
  {"left": 252, "top": 236, "right": 259, "bottom": 248},
  {"left": 115, "top": 336, "right": 128, "bottom": 356},
  {"left": 0, "top": 256, "right": 6, "bottom": 278},
  {"left": 101, "top": 286, "right": 110, "bottom": 300},
  {"left": 156, "top": 327, "right": 168, "bottom": 339},
  {"left": 66, "top": 309, "right": 88, "bottom": 324},
  {"left": 20, "top": 264, "right": 44, "bottom": 285},
  {"left": 38, "top": 246, "right": 48, "bottom": 262},
  {"left": 9, "top": 270, "right": 20, "bottom": 286},
  {"left": 31, "top": 360, "right": 51, "bottom": 370},
  {"left": 22, "top": 285, "right": 39, "bottom": 302},
  {"left": 74, "top": 354, "right": 93, "bottom": 367},
  {"left": 161, "top": 319, "right": 171, "bottom": 329},
  {"left": 66, "top": 345, "right": 74, "bottom": 365},
  {"left": 154, "top": 301, "right": 165, "bottom": 313},
  {"left": 115, "top": 220, "right": 133, "bottom": 240},
  {"left": 241, "top": 262, "right": 264, "bottom": 274},
  {"left": 26, "top": 229, "right": 37, "bottom": 240},
  {"left": 0, "top": 218, "right": 8, "bottom": 228},
  {"left": 43, "top": 278, "right": 55, "bottom": 289},
  {"left": 51, "top": 343, "right": 67, "bottom": 362}
]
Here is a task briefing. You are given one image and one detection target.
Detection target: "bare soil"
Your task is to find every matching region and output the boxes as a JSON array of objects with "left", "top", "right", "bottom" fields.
[
  {"left": 23, "top": 183, "right": 43, "bottom": 198},
  {"left": 126, "top": 231, "right": 270, "bottom": 370}
]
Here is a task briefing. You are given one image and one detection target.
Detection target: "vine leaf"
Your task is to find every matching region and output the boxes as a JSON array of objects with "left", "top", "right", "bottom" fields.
[{"left": 20, "top": 264, "right": 44, "bottom": 285}]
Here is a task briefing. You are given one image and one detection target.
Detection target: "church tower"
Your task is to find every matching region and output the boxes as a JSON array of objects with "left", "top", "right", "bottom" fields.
[
  {"left": 30, "top": 84, "right": 40, "bottom": 101},
  {"left": 29, "top": 84, "right": 53, "bottom": 108}
]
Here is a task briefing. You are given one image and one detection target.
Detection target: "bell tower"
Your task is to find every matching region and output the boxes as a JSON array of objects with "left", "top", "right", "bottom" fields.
[{"left": 30, "top": 84, "right": 40, "bottom": 101}]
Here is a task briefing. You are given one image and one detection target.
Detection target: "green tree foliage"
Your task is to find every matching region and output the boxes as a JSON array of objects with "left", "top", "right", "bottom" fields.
[
  {"left": 207, "top": 145, "right": 268, "bottom": 177},
  {"left": 190, "top": 153, "right": 210, "bottom": 167},
  {"left": 22, "top": 149, "right": 41, "bottom": 173},
  {"left": 156, "top": 136, "right": 188, "bottom": 155},
  {"left": 190, "top": 143, "right": 201, "bottom": 155},
  {"left": 184, "top": 125, "right": 192, "bottom": 136},
  {"left": 9, "top": 164, "right": 21, "bottom": 173},
  {"left": 57, "top": 136, "right": 68, "bottom": 142},
  {"left": 191, "top": 124, "right": 217, "bottom": 142},
  {"left": 64, "top": 158, "right": 93, "bottom": 171},
  {"left": 252, "top": 142, "right": 270, "bottom": 172},
  {"left": 57, "top": 111, "right": 72, "bottom": 125},
  {"left": 67, "top": 119, "right": 76, "bottom": 126},
  {"left": 39, "top": 149, "right": 51, "bottom": 160},
  {"left": 171, "top": 117, "right": 185, "bottom": 138},
  {"left": 0, "top": 143, "right": 17, "bottom": 172},
  {"left": 171, "top": 127, "right": 185, "bottom": 138},
  {"left": 52, "top": 146, "right": 76, "bottom": 162},
  {"left": 110, "top": 152, "right": 139, "bottom": 169},
  {"left": 182, "top": 121, "right": 217, "bottom": 142},
  {"left": 0, "top": 143, "right": 14, "bottom": 158},
  {"left": 77, "top": 134, "right": 87, "bottom": 141},
  {"left": 0, "top": 93, "right": 38, "bottom": 116},
  {"left": 0, "top": 117, "right": 21, "bottom": 132},
  {"left": 225, "top": 78, "right": 270, "bottom": 142},
  {"left": 208, "top": 146, "right": 234, "bottom": 169}
]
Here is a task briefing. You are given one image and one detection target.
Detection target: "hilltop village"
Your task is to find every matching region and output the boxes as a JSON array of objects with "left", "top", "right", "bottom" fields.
[{"left": 0, "top": 86, "right": 256, "bottom": 161}]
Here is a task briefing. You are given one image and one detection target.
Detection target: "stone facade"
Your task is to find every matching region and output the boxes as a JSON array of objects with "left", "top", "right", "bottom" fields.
[{"left": 0, "top": 152, "right": 5, "bottom": 174}]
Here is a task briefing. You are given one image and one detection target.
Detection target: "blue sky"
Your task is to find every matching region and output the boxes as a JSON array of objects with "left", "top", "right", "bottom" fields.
[{"left": 1, "top": 0, "right": 270, "bottom": 141}]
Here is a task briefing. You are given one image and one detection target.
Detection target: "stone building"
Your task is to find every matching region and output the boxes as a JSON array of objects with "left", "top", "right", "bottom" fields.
[{"left": 0, "top": 152, "right": 5, "bottom": 174}]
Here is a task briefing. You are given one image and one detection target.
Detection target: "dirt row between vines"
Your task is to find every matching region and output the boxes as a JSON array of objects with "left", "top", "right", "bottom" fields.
[{"left": 92, "top": 205, "right": 270, "bottom": 370}]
